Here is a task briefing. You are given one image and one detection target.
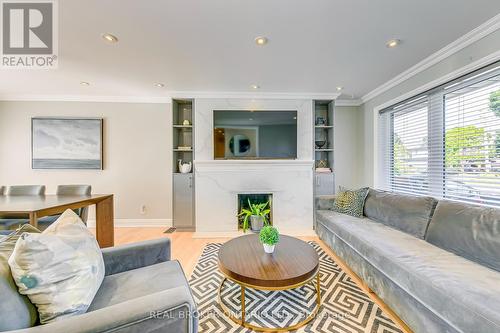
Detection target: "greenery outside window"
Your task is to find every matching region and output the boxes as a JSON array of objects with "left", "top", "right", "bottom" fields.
[{"left": 379, "top": 62, "right": 500, "bottom": 207}]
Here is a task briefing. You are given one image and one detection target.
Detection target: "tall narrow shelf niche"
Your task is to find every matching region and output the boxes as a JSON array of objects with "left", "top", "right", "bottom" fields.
[
  {"left": 314, "top": 100, "right": 335, "bottom": 196},
  {"left": 172, "top": 99, "right": 195, "bottom": 231}
]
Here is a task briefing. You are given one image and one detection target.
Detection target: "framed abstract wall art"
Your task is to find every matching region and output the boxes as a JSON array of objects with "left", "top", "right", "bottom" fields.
[{"left": 32, "top": 117, "right": 103, "bottom": 169}]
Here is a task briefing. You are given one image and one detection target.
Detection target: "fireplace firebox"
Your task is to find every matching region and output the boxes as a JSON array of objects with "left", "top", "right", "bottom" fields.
[{"left": 237, "top": 193, "right": 273, "bottom": 230}]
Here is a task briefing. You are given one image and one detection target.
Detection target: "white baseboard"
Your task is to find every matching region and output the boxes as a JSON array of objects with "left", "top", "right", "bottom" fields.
[
  {"left": 87, "top": 218, "right": 172, "bottom": 228},
  {"left": 193, "top": 228, "right": 316, "bottom": 238}
]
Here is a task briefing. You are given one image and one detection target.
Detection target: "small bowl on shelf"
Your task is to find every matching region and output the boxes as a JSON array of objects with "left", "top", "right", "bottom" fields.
[{"left": 315, "top": 140, "right": 326, "bottom": 149}]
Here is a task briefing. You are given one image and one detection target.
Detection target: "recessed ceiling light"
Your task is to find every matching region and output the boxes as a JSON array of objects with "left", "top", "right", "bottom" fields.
[
  {"left": 155, "top": 83, "right": 165, "bottom": 88},
  {"left": 80, "top": 81, "right": 90, "bottom": 86},
  {"left": 386, "top": 39, "right": 401, "bottom": 48},
  {"left": 101, "top": 33, "right": 119, "bottom": 43},
  {"left": 251, "top": 84, "right": 260, "bottom": 89},
  {"left": 336, "top": 86, "right": 343, "bottom": 91},
  {"left": 254, "top": 37, "right": 268, "bottom": 46}
]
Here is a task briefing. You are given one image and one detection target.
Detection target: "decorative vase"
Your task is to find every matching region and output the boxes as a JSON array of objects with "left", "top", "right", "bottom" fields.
[
  {"left": 250, "top": 215, "right": 264, "bottom": 232},
  {"left": 178, "top": 160, "right": 192, "bottom": 173},
  {"left": 263, "top": 244, "right": 275, "bottom": 254},
  {"left": 315, "top": 140, "right": 326, "bottom": 149}
]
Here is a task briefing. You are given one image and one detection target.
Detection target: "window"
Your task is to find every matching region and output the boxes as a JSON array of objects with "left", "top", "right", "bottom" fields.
[{"left": 380, "top": 63, "right": 500, "bottom": 207}]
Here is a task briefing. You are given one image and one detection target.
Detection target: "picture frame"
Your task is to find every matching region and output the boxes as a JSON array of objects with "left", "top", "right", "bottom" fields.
[{"left": 31, "top": 117, "right": 103, "bottom": 169}]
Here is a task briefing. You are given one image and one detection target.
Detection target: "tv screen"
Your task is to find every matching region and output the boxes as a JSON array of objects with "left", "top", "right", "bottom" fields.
[{"left": 214, "top": 110, "right": 297, "bottom": 159}]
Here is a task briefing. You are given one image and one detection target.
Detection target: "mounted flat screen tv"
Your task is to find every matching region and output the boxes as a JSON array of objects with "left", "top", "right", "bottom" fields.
[{"left": 213, "top": 110, "right": 297, "bottom": 159}]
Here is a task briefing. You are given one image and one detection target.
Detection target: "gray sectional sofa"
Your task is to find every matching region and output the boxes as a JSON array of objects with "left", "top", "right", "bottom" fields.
[
  {"left": 1, "top": 238, "right": 198, "bottom": 333},
  {"left": 316, "top": 188, "right": 500, "bottom": 333}
]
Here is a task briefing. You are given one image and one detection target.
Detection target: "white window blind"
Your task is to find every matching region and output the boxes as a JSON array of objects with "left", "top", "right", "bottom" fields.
[{"left": 379, "top": 63, "right": 500, "bottom": 208}]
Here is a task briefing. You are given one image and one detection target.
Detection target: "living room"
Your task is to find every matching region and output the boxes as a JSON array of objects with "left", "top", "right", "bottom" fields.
[{"left": 0, "top": 1, "right": 499, "bottom": 333}]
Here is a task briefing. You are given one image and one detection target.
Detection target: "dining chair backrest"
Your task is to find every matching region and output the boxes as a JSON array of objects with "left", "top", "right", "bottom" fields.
[
  {"left": 56, "top": 185, "right": 91, "bottom": 196},
  {"left": 0, "top": 186, "right": 4, "bottom": 196},
  {"left": 7, "top": 185, "right": 45, "bottom": 196},
  {"left": 57, "top": 185, "right": 92, "bottom": 223}
]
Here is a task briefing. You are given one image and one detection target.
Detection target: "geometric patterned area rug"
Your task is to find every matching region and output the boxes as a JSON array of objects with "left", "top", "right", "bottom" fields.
[{"left": 189, "top": 242, "right": 404, "bottom": 332}]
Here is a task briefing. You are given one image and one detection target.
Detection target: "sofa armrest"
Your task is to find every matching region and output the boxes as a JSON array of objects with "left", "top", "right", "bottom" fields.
[
  {"left": 10, "top": 286, "right": 197, "bottom": 333},
  {"left": 101, "top": 238, "right": 171, "bottom": 276},
  {"left": 316, "top": 195, "right": 336, "bottom": 210}
]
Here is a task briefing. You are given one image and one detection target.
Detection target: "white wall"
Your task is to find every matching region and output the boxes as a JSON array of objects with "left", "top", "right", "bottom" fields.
[
  {"left": 361, "top": 29, "right": 500, "bottom": 187},
  {"left": 0, "top": 101, "right": 172, "bottom": 226},
  {"left": 334, "top": 105, "right": 364, "bottom": 189}
]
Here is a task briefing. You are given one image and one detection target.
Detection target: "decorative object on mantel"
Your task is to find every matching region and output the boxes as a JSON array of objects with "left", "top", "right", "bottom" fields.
[
  {"left": 32, "top": 118, "right": 103, "bottom": 170},
  {"left": 315, "top": 116, "right": 326, "bottom": 126},
  {"left": 177, "top": 146, "right": 192, "bottom": 151},
  {"left": 315, "top": 140, "right": 326, "bottom": 149},
  {"left": 182, "top": 119, "right": 190, "bottom": 126},
  {"left": 259, "top": 225, "right": 279, "bottom": 254},
  {"left": 237, "top": 199, "right": 270, "bottom": 233},
  {"left": 178, "top": 160, "right": 192, "bottom": 173}
]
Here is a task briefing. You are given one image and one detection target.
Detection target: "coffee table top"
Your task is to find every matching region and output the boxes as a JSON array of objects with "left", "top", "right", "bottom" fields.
[{"left": 218, "top": 234, "right": 319, "bottom": 288}]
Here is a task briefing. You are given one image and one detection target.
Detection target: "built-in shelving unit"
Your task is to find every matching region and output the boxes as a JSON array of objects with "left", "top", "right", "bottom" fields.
[
  {"left": 313, "top": 100, "right": 335, "bottom": 196},
  {"left": 172, "top": 99, "right": 195, "bottom": 231}
]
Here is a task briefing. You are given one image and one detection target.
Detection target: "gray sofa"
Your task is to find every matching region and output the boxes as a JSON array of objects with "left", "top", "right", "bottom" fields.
[
  {"left": 316, "top": 188, "right": 500, "bottom": 333},
  {"left": 2, "top": 239, "right": 198, "bottom": 333}
]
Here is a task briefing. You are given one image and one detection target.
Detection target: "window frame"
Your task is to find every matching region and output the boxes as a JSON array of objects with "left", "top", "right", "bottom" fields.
[{"left": 380, "top": 61, "right": 500, "bottom": 206}]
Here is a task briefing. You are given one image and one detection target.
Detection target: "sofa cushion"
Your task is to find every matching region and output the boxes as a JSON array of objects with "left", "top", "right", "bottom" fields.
[
  {"left": 317, "top": 210, "right": 500, "bottom": 333},
  {"left": 8, "top": 210, "right": 105, "bottom": 324},
  {"left": 332, "top": 187, "right": 369, "bottom": 217},
  {"left": 88, "top": 260, "right": 189, "bottom": 311},
  {"left": 426, "top": 200, "right": 500, "bottom": 272},
  {"left": 0, "top": 224, "right": 40, "bottom": 331},
  {"left": 363, "top": 188, "right": 438, "bottom": 239}
]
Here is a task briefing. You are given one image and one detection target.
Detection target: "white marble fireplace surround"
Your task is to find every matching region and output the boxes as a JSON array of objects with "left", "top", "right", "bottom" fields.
[{"left": 193, "top": 98, "right": 316, "bottom": 237}]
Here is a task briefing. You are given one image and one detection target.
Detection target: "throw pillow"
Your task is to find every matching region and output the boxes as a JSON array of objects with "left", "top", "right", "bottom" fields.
[
  {"left": 8, "top": 209, "right": 105, "bottom": 324},
  {"left": 332, "top": 186, "right": 369, "bottom": 217},
  {"left": 0, "top": 224, "right": 40, "bottom": 331}
]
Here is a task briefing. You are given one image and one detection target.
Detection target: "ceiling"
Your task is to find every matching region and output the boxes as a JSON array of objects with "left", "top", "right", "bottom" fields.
[{"left": 1, "top": 0, "right": 499, "bottom": 101}]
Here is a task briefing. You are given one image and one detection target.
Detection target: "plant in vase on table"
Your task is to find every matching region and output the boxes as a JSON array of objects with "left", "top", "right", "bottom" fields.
[
  {"left": 238, "top": 199, "right": 271, "bottom": 232},
  {"left": 259, "top": 225, "right": 279, "bottom": 254}
]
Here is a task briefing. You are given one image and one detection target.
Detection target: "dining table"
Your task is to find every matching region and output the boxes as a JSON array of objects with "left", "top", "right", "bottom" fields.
[{"left": 0, "top": 194, "right": 114, "bottom": 248}]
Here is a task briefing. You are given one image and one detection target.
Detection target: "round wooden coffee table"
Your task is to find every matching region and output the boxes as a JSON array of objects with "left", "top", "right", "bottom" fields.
[{"left": 217, "top": 234, "right": 320, "bottom": 332}]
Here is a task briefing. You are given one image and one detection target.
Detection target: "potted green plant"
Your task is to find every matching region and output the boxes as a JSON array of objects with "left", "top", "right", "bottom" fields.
[
  {"left": 259, "top": 225, "right": 279, "bottom": 254},
  {"left": 238, "top": 199, "right": 270, "bottom": 232}
]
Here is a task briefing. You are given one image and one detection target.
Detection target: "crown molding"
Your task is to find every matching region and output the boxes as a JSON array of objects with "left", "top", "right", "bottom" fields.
[
  {"left": 0, "top": 91, "right": 341, "bottom": 103},
  {"left": 361, "top": 13, "right": 500, "bottom": 104},
  {"left": 0, "top": 94, "right": 172, "bottom": 103},
  {"left": 169, "top": 91, "right": 341, "bottom": 100},
  {"left": 372, "top": 49, "right": 500, "bottom": 113},
  {"left": 335, "top": 99, "right": 363, "bottom": 107}
]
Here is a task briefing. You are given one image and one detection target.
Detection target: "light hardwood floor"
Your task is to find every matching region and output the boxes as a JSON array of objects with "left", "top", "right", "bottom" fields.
[{"left": 99, "top": 227, "right": 412, "bottom": 333}]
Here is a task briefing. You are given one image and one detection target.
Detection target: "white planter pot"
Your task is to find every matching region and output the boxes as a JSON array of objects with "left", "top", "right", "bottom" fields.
[{"left": 263, "top": 244, "right": 275, "bottom": 254}]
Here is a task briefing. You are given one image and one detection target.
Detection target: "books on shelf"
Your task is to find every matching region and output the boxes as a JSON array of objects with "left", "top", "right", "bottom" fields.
[
  {"left": 177, "top": 146, "right": 192, "bottom": 151},
  {"left": 315, "top": 167, "right": 332, "bottom": 173}
]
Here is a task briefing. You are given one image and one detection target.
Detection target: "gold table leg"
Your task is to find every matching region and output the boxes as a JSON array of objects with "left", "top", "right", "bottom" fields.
[
  {"left": 241, "top": 285, "right": 246, "bottom": 325},
  {"left": 218, "top": 272, "right": 322, "bottom": 332}
]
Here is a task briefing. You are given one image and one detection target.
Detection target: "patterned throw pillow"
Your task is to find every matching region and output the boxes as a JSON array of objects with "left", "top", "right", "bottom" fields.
[
  {"left": 332, "top": 187, "right": 369, "bottom": 217},
  {"left": 8, "top": 210, "right": 104, "bottom": 324},
  {"left": 0, "top": 224, "right": 40, "bottom": 331}
]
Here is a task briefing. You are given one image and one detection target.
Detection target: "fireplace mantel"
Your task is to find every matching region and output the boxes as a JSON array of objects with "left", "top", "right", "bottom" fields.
[{"left": 192, "top": 98, "right": 315, "bottom": 237}]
